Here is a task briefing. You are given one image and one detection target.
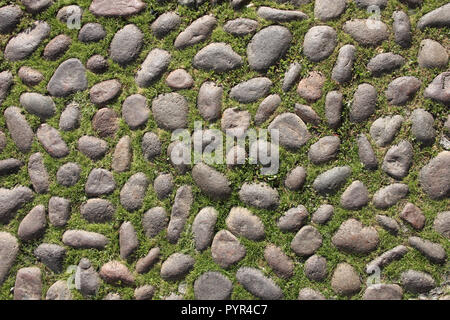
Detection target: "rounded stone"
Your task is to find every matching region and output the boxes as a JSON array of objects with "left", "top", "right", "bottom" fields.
[
  {"left": 304, "top": 255, "right": 327, "bottom": 282},
  {"left": 291, "top": 225, "right": 322, "bottom": 256},
  {"left": 160, "top": 253, "right": 195, "bottom": 281},
  {"left": 20, "top": 93, "right": 55, "bottom": 120},
  {"left": 92, "top": 108, "right": 119, "bottom": 137},
  {"left": 142, "top": 207, "right": 168, "bottom": 238},
  {"left": 152, "top": 93, "right": 188, "bottom": 131},
  {"left": 247, "top": 25, "right": 292, "bottom": 71},
  {"left": 151, "top": 12, "right": 181, "bottom": 38},
  {"left": 308, "top": 136, "right": 340, "bottom": 164},
  {"left": 226, "top": 207, "right": 265, "bottom": 241},
  {"left": 303, "top": 26, "right": 337, "bottom": 62},
  {"left": 332, "top": 219, "right": 379, "bottom": 254},
  {"left": 153, "top": 173, "right": 173, "bottom": 200},
  {"left": 57, "top": 162, "right": 81, "bottom": 187},
  {"left": 211, "top": 230, "right": 246, "bottom": 268},
  {"left": 418, "top": 39, "right": 448, "bottom": 69},
  {"left": 166, "top": 69, "right": 194, "bottom": 89},
  {"left": 43, "top": 34, "right": 71, "bottom": 60},
  {"left": 331, "top": 263, "right": 361, "bottom": 296},
  {"left": 18, "top": 67, "right": 43, "bottom": 86},
  {"left": 78, "top": 23, "right": 106, "bottom": 42},
  {"left": 192, "top": 163, "right": 231, "bottom": 200},
  {"left": 277, "top": 205, "right": 309, "bottom": 232},
  {"left": 236, "top": 267, "right": 283, "bottom": 300},
  {"left": 78, "top": 136, "right": 108, "bottom": 160},
  {"left": 86, "top": 55, "right": 108, "bottom": 73},
  {"left": 194, "top": 272, "right": 233, "bottom": 300},
  {"left": 80, "top": 199, "right": 115, "bottom": 223},
  {"left": 110, "top": 24, "right": 143, "bottom": 65}
]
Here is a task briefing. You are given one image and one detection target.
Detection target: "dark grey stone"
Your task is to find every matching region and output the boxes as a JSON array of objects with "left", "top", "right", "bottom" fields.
[
  {"left": 247, "top": 25, "right": 292, "bottom": 71},
  {"left": 85, "top": 168, "right": 115, "bottom": 197},
  {"left": 136, "top": 48, "right": 171, "bottom": 87},
  {"left": 311, "top": 204, "right": 334, "bottom": 225},
  {"left": 230, "top": 77, "right": 272, "bottom": 103},
  {"left": 291, "top": 225, "right": 322, "bottom": 256},
  {"left": 5, "top": 21, "right": 50, "bottom": 61},
  {"left": 303, "top": 26, "right": 337, "bottom": 62},
  {"left": 78, "top": 23, "right": 106, "bottom": 42},
  {"left": 119, "top": 221, "right": 138, "bottom": 259},
  {"left": 434, "top": 211, "right": 450, "bottom": 239},
  {"left": 0, "top": 186, "right": 34, "bottom": 224},
  {"left": 47, "top": 58, "right": 87, "bottom": 97},
  {"left": 255, "top": 94, "right": 281, "bottom": 125},
  {"left": 314, "top": 0, "right": 346, "bottom": 21},
  {"left": 0, "top": 5, "right": 22, "bottom": 33},
  {"left": 224, "top": 18, "right": 258, "bottom": 36},
  {"left": 89, "top": 0, "right": 146, "bottom": 17},
  {"left": 409, "top": 237, "right": 446, "bottom": 264},
  {"left": 332, "top": 45, "right": 355, "bottom": 84},
  {"left": 143, "top": 207, "right": 168, "bottom": 238},
  {"left": 152, "top": 93, "right": 188, "bottom": 131},
  {"left": 325, "top": 91, "right": 343, "bottom": 129},
  {"left": 312, "top": 166, "right": 351, "bottom": 194},
  {"left": 340, "top": 181, "right": 369, "bottom": 210},
  {"left": 34, "top": 244, "right": 66, "bottom": 273},
  {"left": 350, "top": 84, "right": 377, "bottom": 123},
  {"left": 382, "top": 140, "right": 413, "bottom": 179},
  {"left": 160, "top": 253, "right": 195, "bottom": 281},
  {"left": 174, "top": 15, "right": 216, "bottom": 49},
  {"left": 151, "top": 12, "right": 181, "bottom": 38},
  {"left": 366, "top": 245, "right": 408, "bottom": 273},
  {"left": 370, "top": 115, "right": 404, "bottom": 147},
  {"left": 304, "top": 255, "right": 327, "bottom": 282},
  {"left": 363, "top": 284, "right": 403, "bottom": 300},
  {"left": 193, "top": 207, "right": 218, "bottom": 251},
  {"left": 86, "top": 55, "right": 108, "bottom": 73},
  {"left": 277, "top": 205, "right": 308, "bottom": 232},
  {"left": 193, "top": 43, "right": 243, "bottom": 73},
  {"left": 194, "top": 272, "right": 233, "bottom": 300},
  {"left": 375, "top": 215, "right": 400, "bottom": 234},
  {"left": 167, "top": 186, "right": 193, "bottom": 244},
  {"left": 48, "top": 197, "right": 70, "bottom": 227},
  {"left": 367, "top": 53, "right": 405, "bottom": 76},
  {"left": 80, "top": 199, "right": 115, "bottom": 223},
  {"left": 57, "top": 162, "right": 81, "bottom": 187},
  {"left": 417, "top": 3, "right": 450, "bottom": 30},
  {"left": 28, "top": 153, "right": 48, "bottom": 193},
  {"left": 0, "top": 158, "right": 23, "bottom": 176},
  {"left": 120, "top": 172, "right": 149, "bottom": 211},
  {"left": 268, "top": 113, "right": 311, "bottom": 150},
  {"left": 332, "top": 219, "right": 379, "bottom": 254},
  {"left": 239, "top": 182, "right": 279, "bottom": 209},
  {"left": 393, "top": 10, "right": 411, "bottom": 48},
  {"left": 211, "top": 230, "right": 246, "bottom": 268},
  {"left": 62, "top": 230, "right": 108, "bottom": 249},
  {"left": 257, "top": 6, "right": 307, "bottom": 22},
  {"left": 282, "top": 62, "right": 301, "bottom": 92},
  {"left": 18, "top": 205, "right": 46, "bottom": 242},
  {"left": 21, "top": 0, "right": 52, "bottom": 13},
  {"left": 401, "top": 270, "right": 435, "bottom": 293},
  {"left": 264, "top": 244, "right": 294, "bottom": 279},
  {"left": 226, "top": 207, "right": 265, "bottom": 241},
  {"left": 308, "top": 136, "right": 340, "bottom": 164},
  {"left": 192, "top": 163, "right": 231, "bottom": 200},
  {"left": 59, "top": 103, "right": 80, "bottom": 131},
  {"left": 343, "top": 19, "right": 389, "bottom": 46},
  {"left": 372, "top": 183, "right": 408, "bottom": 209},
  {"left": 236, "top": 267, "right": 283, "bottom": 300},
  {"left": 75, "top": 258, "right": 100, "bottom": 297},
  {"left": 78, "top": 136, "right": 108, "bottom": 160},
  {"left": 424, "top": 72, "right": 450, "bottom": 106},
  {"left": 386, "top": 77, "right": 421, "bottom": 105},
  {"left": 357, "top": 134, "right": 378, "bottom": 170},
  {"left": 411, "top": 109, "right": 435, "bottom": 145},
  {"left": 110, "top": 24, "right": 143, "bottom": 64},
  {"left": 0, "top": 232, "right": 19, "bottom": 285}
]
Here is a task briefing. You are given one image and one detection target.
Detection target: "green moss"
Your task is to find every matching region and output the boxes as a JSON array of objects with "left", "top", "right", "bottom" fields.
[{"left": 0, "top": 0, "right": 448, "bottom": 300}]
